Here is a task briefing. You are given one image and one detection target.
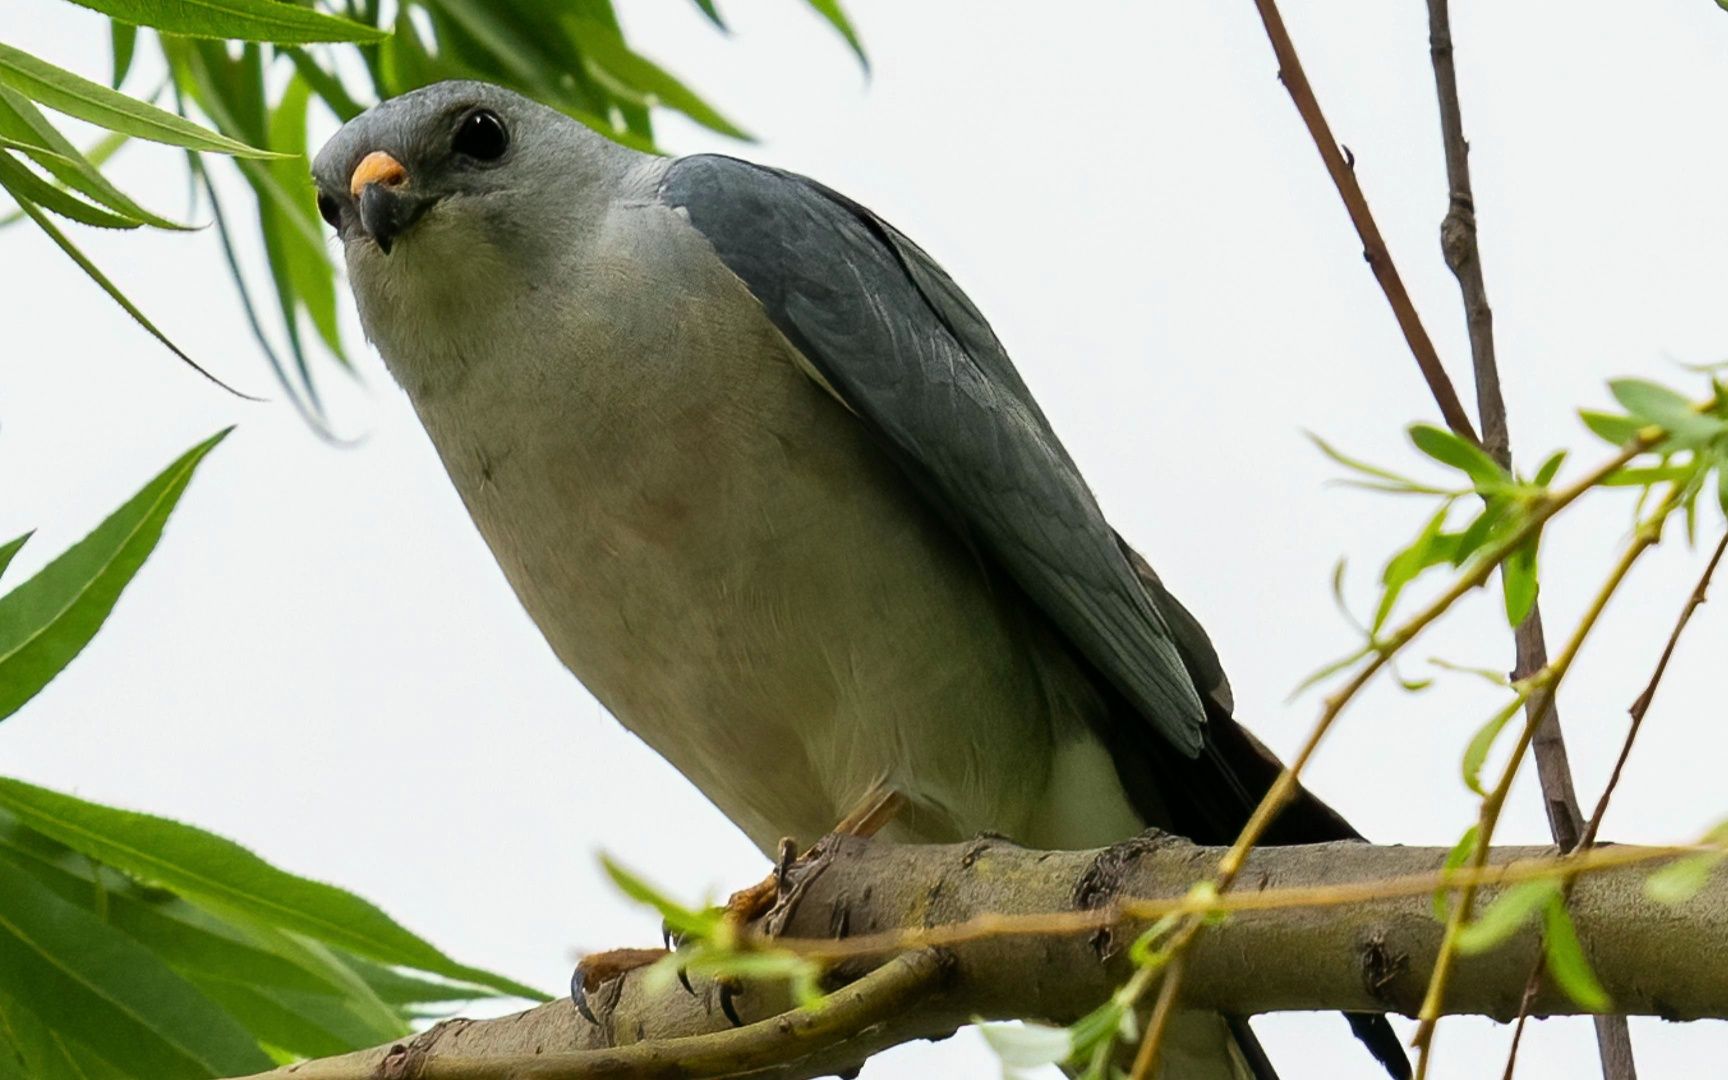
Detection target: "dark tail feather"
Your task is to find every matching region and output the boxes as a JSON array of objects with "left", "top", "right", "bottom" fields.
[
  {"left": 1109, "top": 709, "right": 1412, "bottom": 1080},
  {"left": 1227, "top": 1016, "right": 1281, "bottom": 1080},
  {"left": 1347, "top": 1014, "right": 1413, "bottom": 1080}
]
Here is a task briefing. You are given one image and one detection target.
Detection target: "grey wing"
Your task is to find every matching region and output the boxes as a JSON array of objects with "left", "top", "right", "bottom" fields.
[{"left": 659, "top": 154, "right": 1221, "bottom": 757}]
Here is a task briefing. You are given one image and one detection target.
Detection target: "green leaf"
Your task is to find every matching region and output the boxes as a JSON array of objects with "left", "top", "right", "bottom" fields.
[
  {"left": 1579, "top": 409, "right": 1646, "bottom": 447},
  {"left": 0, "top": 857, "right": 270, "bottom": 1076},
  {"left": 1452, "top": 498, "right": 1510, "bottom": 566},
  {"left": 186, "top": 979, "right": 404, "bottom": 1060},
  {"left": 282, "top": 48, "right": 365, "bottom": 122},
  {"left": 1601, "top": 463, "right": 1698, "bottom": 487},
  {"left": 0, "top": 430, "right": 228, "bottom": 722},
  {"left": 1532, "top": 450, "right": 1567, "bottom": 488},
  {"left": 1542, "top": 899, "right": 1610, "bottom": 1011},
  {"left": 0, "top": 151, "right": 139, "bottom": 228},
  {"left": 0, "top": 42, "right": 278, "bottom": 157},
  {"left": 1373, "top": 502, "right": 1454, "bottom": 634},
  {"left": 804, "top": 0, "right": 868, "bottom": 72},
  {"left": 1433, "top": 825, "right": 1479, "bottom": 920},
  {"left": 0, "top": 986, "right": 130, "bottom": 1080},
  {"left": 689, "top": 0, "right": 727, "bottom": 30},
  {"left": 1645, "top": 852, "right": 1724, "bottom": 905},
  {"left": 0, "top": 87, "right": 188, "bottom": 230},
  {"left": 109, "top": 21, "right": 137, "bottom": 90},
  {"left": 1461, "top": 699, "right": 1523, "bottom": 796},
  {"left": 0, "top": 778, "right": 545, "bottom": 1001},
  {"left": 600, "top": 855, "right": 721, "bottom": 940},
  {"left": 1718, "top": 452, "right": 1728, "bottom": 519},
  {"left": 1502, "top": 538, "right": 1540, "bottom": 626},
  {"left": 337, "top": 953, "right": 497, "bottom": 1006},
  {"left": 1609, "top": 378, "right": 1720, "bottom": 444},
  {"left": 66, "top": 0, "right": 386, "bottom": 44},
  {"left": 0, "top": 815, "right": 349, "bottom": 999},
  {"left": 1307, "top": 432, "right": 1458, "bottom": 496},
  {"left": 9, "top": 197, "right": 240, "bottom": 391},
  {"left": 1456, "top": 879, "right": 1559, "bottom": 953},
  {"left": 572, "top": 20, "right": 751, "bottom": 140},
  {"left": 1409, "top": 423, "right": 1508, "bottom": 490},
  {"left": 0, "top": 534, "right": 28, "bottom": 585}
]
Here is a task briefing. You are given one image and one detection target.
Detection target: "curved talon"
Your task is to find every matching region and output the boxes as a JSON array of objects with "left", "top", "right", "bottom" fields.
[
  {"left": 718, "top": 977, "right": 745, "bottom": 1027},
  {"left": 569, "top": 965, "right": 598, "bottom": 1025}
]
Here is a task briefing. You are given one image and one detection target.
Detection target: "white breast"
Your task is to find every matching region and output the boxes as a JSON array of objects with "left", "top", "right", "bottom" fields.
[{"left": 357, "top": 194, "right": 1145, "bottom": 855}]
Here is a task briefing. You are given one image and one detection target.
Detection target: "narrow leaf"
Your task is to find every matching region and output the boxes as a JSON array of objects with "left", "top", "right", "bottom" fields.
[
  {"left": 0, "top": 430, "right": 229, "bottom": 722},
  {"left": 803, "top": 0, "right": 868, "bottom": 71},
  {"left": 0, "top": 42, "right": 278, "bottom": 157},
  {"left": 1433, "top": 825, "right": 1479, "bottom": 920},
  {"left": 1542, "top": 899, "right": 1610, "bottom": 1011},
  {"left": 1462, "top": 699, "right": 1523, "bottom": 796},
  {"left": 1456, "top": 879, "right": 1559, "bottom": 953},
  {"left": 0, "top": 778, "right": 545, "bottom": 1001},
  {"left": 0, "top": 152, "right": 139, "bottom": 228},
  {"left": 1609, "top": 378, "right": 1719, "bottom": 443},
  {"left": 1410, "top": 423, "right": 1508, "bottom": 489},
  {"left": 0, "top": 88, "right": 187, "bottom": 230},
  {"left": 1502, "top": 539, "right": 1540, "bottom": 626},
  {"left": 1532, "top": 450, "right": 1567, "bottom": 488},
  {"left": 0, "top": 858, "right": 270, "bottom": 1076},
  {"left": 10, "top": 197, "right": 245, "bottom": 393},
  {"left": 599, "top": 855, "right": 720, "bottom": 940},
  {"left": 1645, "top": 853, "right": 1723, "bottom": 905},
  {"left": 1579, "top": 409, "right": 1646, "bottom": 447},
  {"left": 66, "top": 0, "right": 386, "bottom": 44},
  {"left": 689, "top": 0, "right": 726, "bottom": 30},
  {"left": 109, "top": 21, "right": 137, "bottom": 90},
  {"left": 0, "top": 535, "right": 28, "bottom": 585}
]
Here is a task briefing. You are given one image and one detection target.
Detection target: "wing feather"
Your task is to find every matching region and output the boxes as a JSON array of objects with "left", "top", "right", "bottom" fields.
[{"left": 660, "top": 154, "right": 1213, "bottom": 756}]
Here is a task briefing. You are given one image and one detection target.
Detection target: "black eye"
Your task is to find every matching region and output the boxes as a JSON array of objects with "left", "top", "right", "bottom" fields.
[
  {"left": 316, "top": 192, "right": 341, "bottom": 229},
  {"left": 452, "top": 109, "right": 508, "bottom": 161}
]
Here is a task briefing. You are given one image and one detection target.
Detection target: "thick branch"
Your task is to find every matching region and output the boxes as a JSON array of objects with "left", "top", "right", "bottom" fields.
[{"left": 246, "top": 834, "right": 1728, "bottom": 1080}]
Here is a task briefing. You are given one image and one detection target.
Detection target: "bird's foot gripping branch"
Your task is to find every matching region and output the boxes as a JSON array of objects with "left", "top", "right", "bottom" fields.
[{"left": 242, "top": 830, "right": 1728, "bottom": 1080}]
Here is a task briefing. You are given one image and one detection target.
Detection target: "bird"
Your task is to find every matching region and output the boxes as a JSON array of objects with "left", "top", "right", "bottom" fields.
[{"left": 313, "top": 80, "right": 1410, "bottom": 1080}]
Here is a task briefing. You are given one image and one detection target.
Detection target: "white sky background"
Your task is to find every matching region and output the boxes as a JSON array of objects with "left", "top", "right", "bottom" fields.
[{"left": 3, "top": 0, "right": 1727, "bottom": 1076}]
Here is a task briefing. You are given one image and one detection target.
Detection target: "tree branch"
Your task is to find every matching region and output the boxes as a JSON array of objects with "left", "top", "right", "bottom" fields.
[
  {"left": 1246, "top": 0, "right": 1479, "bottom": 443},
  {"left": 1421, "top": 2, "right": 1631, "bottom": 1073},
  {"left": 241, "top": 833, "right": 1728, "bottom": 1080}
]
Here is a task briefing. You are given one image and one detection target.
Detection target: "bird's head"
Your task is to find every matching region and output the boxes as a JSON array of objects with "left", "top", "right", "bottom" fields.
[{"left": 312, "top": 80, "right": 642, "bottom": 383}]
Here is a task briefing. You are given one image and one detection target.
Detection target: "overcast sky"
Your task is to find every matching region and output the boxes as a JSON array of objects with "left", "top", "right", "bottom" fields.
[{"left": 4, "top": 1, "right": 1727, "bottom": 1076}]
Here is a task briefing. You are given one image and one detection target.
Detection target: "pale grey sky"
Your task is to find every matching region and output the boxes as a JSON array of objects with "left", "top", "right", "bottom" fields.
[{"left": 3, "top": 1, "right": 1726, "bottom": 1076}]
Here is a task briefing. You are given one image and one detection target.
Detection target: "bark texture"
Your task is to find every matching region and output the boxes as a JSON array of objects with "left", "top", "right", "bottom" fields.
[{"left": 242, "top": 833, "right": 1728, "bottom": 1080}]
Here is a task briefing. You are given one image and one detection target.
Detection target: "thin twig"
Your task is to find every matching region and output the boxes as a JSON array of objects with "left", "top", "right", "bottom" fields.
[
  {"left": 1502, "top": 530, "right": 1728, "bottom": 1076},
  {"left": 1421, "top": 1, "right": 1629, "bottom": 1073},
  {"left": 1116, "top": 435, "right": 1649, "bottom": 1066},
  {"left": 1581, "top": 529, "right": 1728, "bottom": 849},
  {"left": 1247, "top": 0, "right": 1480, "bottom": 443},
  {"left": 1412, "top": 490, "right": 1679, "bottom": 1078}
]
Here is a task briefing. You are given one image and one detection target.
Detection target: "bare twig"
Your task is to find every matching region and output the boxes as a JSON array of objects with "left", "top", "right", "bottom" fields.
[
  {"left": 1114, "top": 433, "right": 1650, "bottom": 1067},
  {"left": 1246, "top": 0, "right": 1479, "bottom": 443},
  {"left": 1421, "top": 2, "right": 1631, "bottom": 1072},
  {"left": 1502, "top": 530, "right": 1728, "bottom": 1076},
  {"left": 1412, "top": 490, "right": 1680, "bottom": 1077},
  {"left": 1580, "top": 529, "right": 1728, "bottom": 850}
]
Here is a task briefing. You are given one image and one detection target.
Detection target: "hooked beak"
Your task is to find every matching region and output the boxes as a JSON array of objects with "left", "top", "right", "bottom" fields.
[{"left": 349, "top": 150, "right": 433, "bottom": 255}]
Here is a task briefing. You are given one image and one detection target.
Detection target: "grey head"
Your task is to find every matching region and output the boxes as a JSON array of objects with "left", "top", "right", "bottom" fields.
[{"left": 311, "top": 81, "right": 650, "bottom": 382}]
